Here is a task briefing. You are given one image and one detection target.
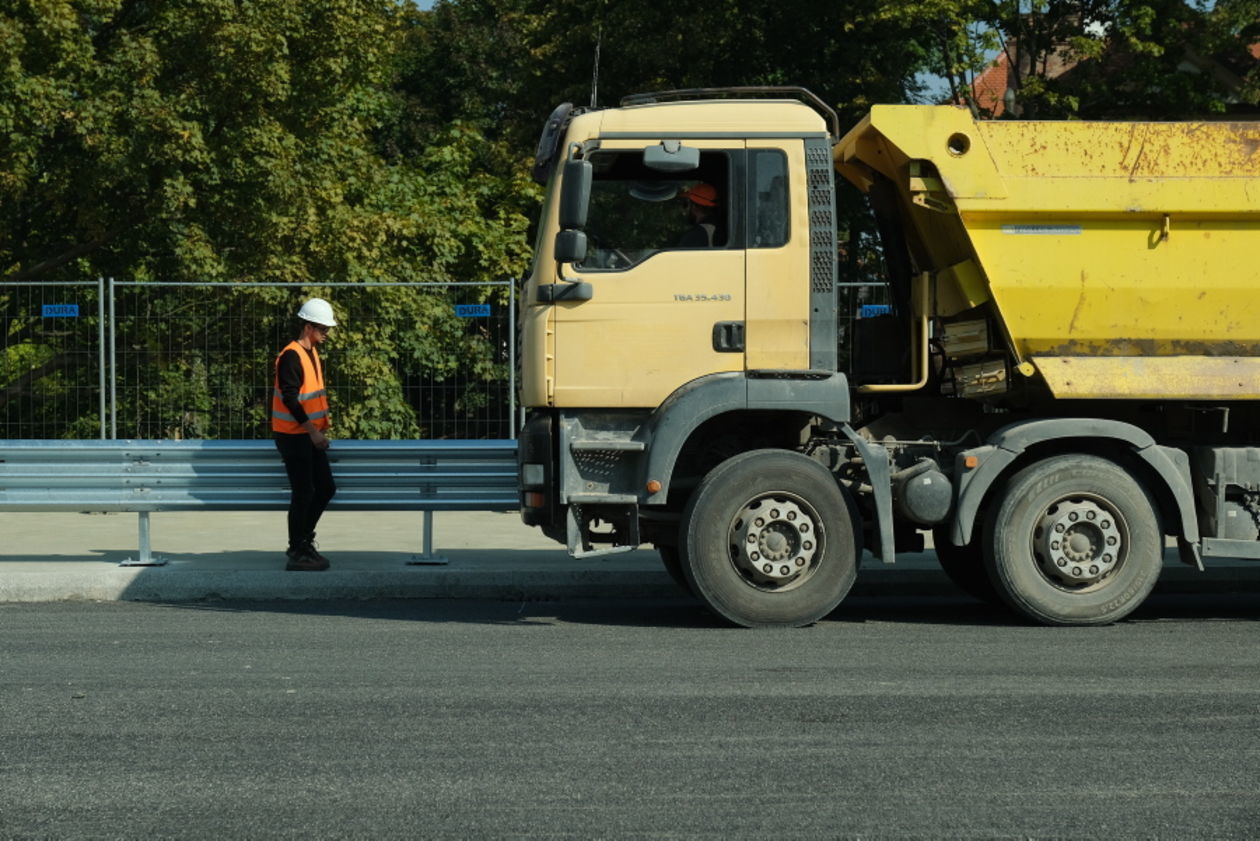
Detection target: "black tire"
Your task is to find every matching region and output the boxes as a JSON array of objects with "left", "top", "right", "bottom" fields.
[
  {"left": 657, "top": 545, "right": 694, "bottom": 595},
  {"left": 681, "top": 449, "right": 861, "bottom": 628},
  {"left": 932, "top": 525, "right": 1002, "bottom": 605},
  {"left": 983, "top": 454, "right": 1162, "bottom": 626}
]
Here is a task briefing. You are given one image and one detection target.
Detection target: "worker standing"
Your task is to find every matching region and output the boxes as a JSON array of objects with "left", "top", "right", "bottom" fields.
[{"left": 271, "top": 298, "right": 338, "bottom": 571}]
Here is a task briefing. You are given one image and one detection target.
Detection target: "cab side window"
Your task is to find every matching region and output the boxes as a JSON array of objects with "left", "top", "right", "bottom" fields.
[{"left": 750, "top": 150, "right": 789, "bottom": 249}]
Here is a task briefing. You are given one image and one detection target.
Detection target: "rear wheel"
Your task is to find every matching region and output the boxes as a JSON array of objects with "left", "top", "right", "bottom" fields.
[
  {"left": 983, "top": 454, "right": 1162, "bottom": 625},
  {"left": 681, "top": 450, "right": 860, "bottom": 628}
]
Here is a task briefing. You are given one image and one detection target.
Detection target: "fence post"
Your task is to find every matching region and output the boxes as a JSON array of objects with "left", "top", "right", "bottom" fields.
[
  {"left": 509, "top": 279, "right": 516, "bottom": 440},
  {"left": 98, "top": 277, "right": 107, "bottom": 440},
  {"left": 108, "top": 277, "right": 117, "bottom": 440}
]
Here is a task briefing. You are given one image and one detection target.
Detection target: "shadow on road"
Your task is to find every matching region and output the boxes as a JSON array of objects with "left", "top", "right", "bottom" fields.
[{"left": 139, "top": 589, "right": 1260, "bottom": 629}]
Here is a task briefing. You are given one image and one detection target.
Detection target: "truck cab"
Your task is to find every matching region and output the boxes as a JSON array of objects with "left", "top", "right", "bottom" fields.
[{"left": 519, "top": 92, "right": 855, "bottom": 603}]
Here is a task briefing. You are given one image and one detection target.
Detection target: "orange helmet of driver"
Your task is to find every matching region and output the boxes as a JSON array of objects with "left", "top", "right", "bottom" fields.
[{"left": 680, "top": 183, "right": 719, "bottom": 208}]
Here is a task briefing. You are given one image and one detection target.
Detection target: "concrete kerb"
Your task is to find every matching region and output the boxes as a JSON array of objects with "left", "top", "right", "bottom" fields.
[{"left": 0, "top": 510, "right": 1257, "bottom": 603}]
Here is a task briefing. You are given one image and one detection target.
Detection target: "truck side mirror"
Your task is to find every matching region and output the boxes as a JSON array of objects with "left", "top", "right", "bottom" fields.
[
  {"left": 554, "top": 230, "right": 588, "bottom": 264},
  {"left": 559, "top": 160, "right": 592, "bottom": 230},
  {"left": 643, "top": 140, "right": 700, "bottom": 173}
]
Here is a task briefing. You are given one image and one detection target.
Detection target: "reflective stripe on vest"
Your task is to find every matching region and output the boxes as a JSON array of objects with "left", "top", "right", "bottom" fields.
[{"left": 271, "top": 341, "right": 330, "bottom": 433}]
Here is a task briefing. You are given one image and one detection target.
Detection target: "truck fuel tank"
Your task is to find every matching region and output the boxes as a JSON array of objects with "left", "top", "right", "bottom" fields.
[{"left": 891, "top": 459, "right": 952, "bottom": 526}]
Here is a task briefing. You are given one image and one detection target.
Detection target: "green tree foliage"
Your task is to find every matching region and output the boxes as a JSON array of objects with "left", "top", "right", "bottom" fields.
[
  {"left": 1, "top": 0, "right": 532, "bottom": 438},
  {"left": 396, "top": 0, "right": 930, "bottom": 143},
  {"left": 880, "top": 0, "right": 1260, "bottom": 118}
]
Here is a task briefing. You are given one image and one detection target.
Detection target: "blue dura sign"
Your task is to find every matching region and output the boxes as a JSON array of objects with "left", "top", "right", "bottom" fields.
[
  {"left": 455, "top": 304, "right": 491, "bottom": 318},
  {"left": 42, "top": 304, "right": 80, "bottom": 318}
]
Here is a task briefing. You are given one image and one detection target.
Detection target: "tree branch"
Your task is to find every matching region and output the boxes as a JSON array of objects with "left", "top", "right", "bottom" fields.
[
  {"left": 3, "top": 234, "right": 113, "bottom": 283},
  {"left": 2, "top": 217, "right": 135, "bottom": 283},
  {"left": 0, "top": 352, "right": 77, "bottom": 411}
]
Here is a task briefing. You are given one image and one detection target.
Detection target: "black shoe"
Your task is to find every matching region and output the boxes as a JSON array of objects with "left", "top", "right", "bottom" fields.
[
  {"left": 285, "top": 545, "right": 327, "bottom": 572},
  {"left": 301, "top": 538, "right": 331, "bottom": 568}
]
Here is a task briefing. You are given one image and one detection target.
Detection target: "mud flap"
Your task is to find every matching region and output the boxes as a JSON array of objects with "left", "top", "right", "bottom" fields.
[{"left": 841, "top": 428, "right": 896, "bottom": 564}]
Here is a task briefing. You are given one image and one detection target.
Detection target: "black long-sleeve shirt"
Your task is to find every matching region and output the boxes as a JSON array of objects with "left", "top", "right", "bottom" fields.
[{"left": 276, "top": 346, "right": 319, "bottom": 427}]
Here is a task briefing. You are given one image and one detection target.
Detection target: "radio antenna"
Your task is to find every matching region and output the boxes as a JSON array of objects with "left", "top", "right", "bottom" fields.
[{"left": 590, "top": 26, "right": 602, "bottom": 108}]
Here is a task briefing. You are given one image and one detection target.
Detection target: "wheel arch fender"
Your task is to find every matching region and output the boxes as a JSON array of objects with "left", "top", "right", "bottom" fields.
[
  {"left": 949, "top": 418, "right": 1199, "bottom": 550},
  {"left": 640, "top": 371, "right": 850, "bottom": 505}
]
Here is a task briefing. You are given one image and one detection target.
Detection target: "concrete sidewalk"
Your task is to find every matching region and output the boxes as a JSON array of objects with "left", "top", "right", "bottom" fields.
[{"left": 1, "top": 510, "right": 1258, "bottom": 603}]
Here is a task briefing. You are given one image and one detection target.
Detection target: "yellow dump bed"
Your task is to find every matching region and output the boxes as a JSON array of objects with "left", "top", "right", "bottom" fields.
[{"left": 835, "top": 105, "right": 1260, "bottom": 400}]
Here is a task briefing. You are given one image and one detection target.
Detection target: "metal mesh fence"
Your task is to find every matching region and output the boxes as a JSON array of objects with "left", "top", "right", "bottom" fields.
[
  {"left": 0, "top": 281, "right": 106, "bottom": 439},
  {"left": 2, "top": 281, "right": 513, "bottom": 440},
  {"left": 837, "top": 279, "right": 896, "bottom": 378}
]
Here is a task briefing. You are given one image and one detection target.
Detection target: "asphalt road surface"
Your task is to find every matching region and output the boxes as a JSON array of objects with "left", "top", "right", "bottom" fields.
[{"left": 2, "top": 594, "right": 1259, "bottom": 840}]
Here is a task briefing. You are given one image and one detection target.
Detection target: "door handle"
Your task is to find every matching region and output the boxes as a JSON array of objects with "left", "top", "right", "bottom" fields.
[{"left": 712, "top": 321, "right": 745, "bottom": 353}]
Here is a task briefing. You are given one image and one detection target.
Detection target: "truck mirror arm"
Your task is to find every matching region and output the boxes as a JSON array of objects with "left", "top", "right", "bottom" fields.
[{"left": 536, "top": 275, "right": 593, "bottom": 303}]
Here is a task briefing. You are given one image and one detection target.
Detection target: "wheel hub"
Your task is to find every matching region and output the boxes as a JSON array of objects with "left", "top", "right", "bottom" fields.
[
  {"left": 1035, "top": 498, "right": 1123, "bottom": 587},
  {"left": 731, "top": 495, "right": 819, "bottom": 586}
]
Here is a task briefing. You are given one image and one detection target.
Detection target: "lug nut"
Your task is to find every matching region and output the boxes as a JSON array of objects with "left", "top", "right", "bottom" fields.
[
  {"left": 750, "top": 552, "right": 760, "bottom": 561},
  {"left": 762, "top": 564, "right": 772, "bottom": 574},
  {"left": 780, "top": 566, "right": 790, "bottom": 576},
  {"left": 1072, "top": 566, "right": 1082, "bottom": 577},
  {"left": 1090, "top": 565, "right": 1099, "bottom": 575},
  {"left": 795, "top": 557, "right": 805, "bottom": 566}
]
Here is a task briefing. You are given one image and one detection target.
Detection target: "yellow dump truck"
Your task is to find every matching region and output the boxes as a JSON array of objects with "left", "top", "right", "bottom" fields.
[{"left": 517, "top": 87, "right": 1260, "bottom": 627}]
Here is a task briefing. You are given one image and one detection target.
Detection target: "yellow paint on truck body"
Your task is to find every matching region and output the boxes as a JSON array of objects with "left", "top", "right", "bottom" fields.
[{"left": 835, "top": 105, "right": 1260, "bottom": 400}]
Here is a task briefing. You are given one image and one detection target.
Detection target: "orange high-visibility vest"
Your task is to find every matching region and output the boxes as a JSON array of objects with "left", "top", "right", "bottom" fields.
[{"left": 271, "top": 341, "right": 329, "bottom": 434}]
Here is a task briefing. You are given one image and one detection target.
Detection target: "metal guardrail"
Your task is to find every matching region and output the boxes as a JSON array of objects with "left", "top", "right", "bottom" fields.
[{"left": 0, "top": 439, "right": 519, "bottom": 565}]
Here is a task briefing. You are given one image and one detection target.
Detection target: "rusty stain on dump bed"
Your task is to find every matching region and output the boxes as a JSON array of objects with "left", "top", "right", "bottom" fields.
[
  {"left": 1066, "top": 271, "right": 1088, "bottom": 335},
  {"left": 1040, "top": 337, "right": 1260, "bottom": 357},
  {"left": 982, "top": 119, "right": 1260, "bottom": 178}
]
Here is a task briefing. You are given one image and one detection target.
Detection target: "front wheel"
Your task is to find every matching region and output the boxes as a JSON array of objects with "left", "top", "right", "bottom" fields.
[
  {"left": 657, "top": 545, "right": 693, "bottom": 595},
  {"left": 681, "top": 450, "right": 860, "bottom": 628},
  {"left": 983, "top": 454, "right": 1163, "bottom": 626},
  {"left": 932, "top": 525, "right": 1001, "bottom": 605}
]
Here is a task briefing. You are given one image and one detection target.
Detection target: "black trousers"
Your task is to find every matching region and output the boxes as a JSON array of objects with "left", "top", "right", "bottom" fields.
[{"left": 274, "top": 432, "right": 337, "bottom": 550}]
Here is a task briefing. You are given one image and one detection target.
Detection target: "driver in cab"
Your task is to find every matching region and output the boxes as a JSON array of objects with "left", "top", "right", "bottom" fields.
[{"left": 677, "top": 183, "right": 725, "bottom": 248}]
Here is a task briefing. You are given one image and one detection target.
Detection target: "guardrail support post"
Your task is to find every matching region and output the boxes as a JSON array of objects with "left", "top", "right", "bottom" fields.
[
  {"left": 407, "top": 511, "right": 449, "bottom": 566},
  {"left": 120, "top": 511, "right": 167, "bottom": 567}
]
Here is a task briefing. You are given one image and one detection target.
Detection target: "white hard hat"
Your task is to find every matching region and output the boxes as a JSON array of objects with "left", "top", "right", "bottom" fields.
[{"left": 297, "top": 298, "right": 337, "bottom": 327}]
